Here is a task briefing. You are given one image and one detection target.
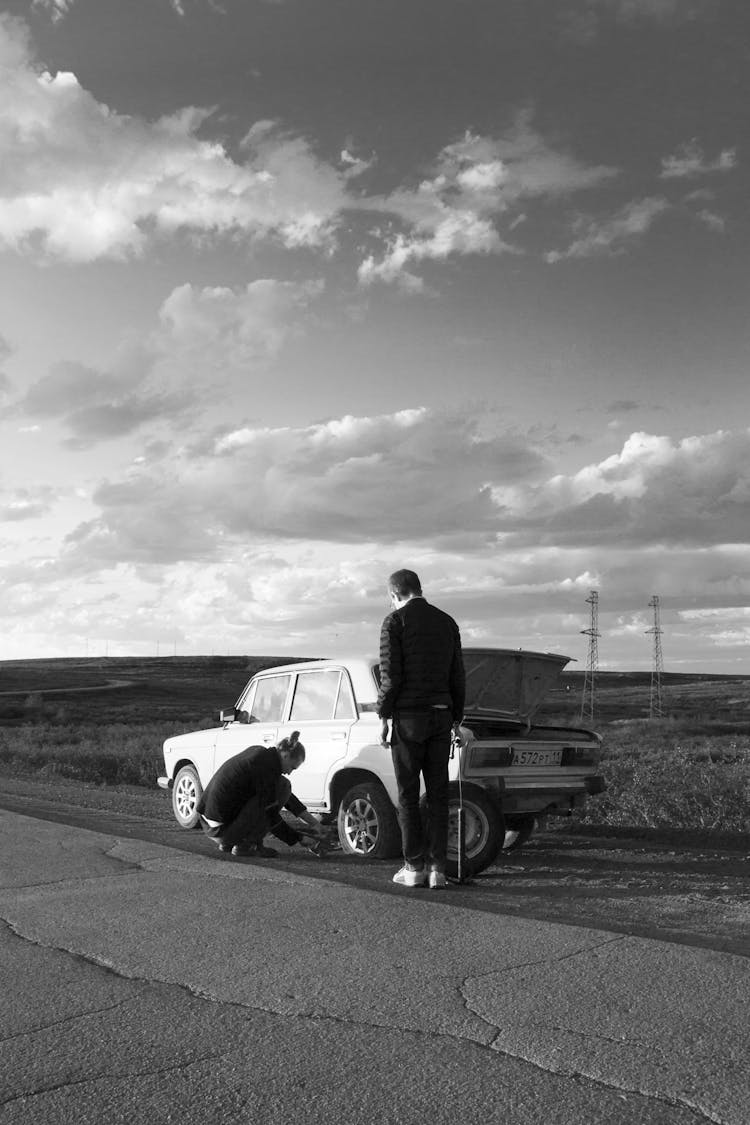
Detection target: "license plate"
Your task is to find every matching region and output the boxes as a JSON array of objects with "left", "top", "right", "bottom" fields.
[{"left": 512, "top": 749, "right": 563, "bottom": 767}]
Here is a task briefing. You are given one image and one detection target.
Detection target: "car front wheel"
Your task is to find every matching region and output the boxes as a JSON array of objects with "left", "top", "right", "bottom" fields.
[
  {"left": 337, "top": 782, "right": 401, "bottom": 859},
  {"left": 172, "top": 764, "right": 203, "bottom": 829}
]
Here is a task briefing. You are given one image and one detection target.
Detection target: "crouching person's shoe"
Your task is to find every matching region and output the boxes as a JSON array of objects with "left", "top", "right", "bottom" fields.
[
  {"left": 304, "top": 837, "right": 329, "bottom": 859},
  {"left": 231, "top": 843, "right": 279, "bottom": 858},
  {"left": 427, "top": 867, "right": 447, "bottom": 889},
  {"left": 392, "top": 864, "right": 426, "bottom": 887}
]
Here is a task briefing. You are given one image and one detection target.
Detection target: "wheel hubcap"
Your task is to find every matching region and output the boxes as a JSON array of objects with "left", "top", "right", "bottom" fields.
[
  {"left": 344, "top": 798, "right": 378, "bottom": 854},
  {"left": 175, "top": 778, "right": 196, "bottom": 819}
]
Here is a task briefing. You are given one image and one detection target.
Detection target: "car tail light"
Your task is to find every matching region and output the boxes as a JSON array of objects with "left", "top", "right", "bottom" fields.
[
  {"left": 469, "top": 746, "right": 514, "bottom": 769},
  {"left": 561, "top": 746, "right": 597, "bottom": 766}
]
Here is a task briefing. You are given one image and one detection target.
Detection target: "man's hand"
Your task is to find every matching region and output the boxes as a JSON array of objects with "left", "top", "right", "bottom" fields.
[
  {"left": 300, "top": 813, "right": 326, "bottom": 838},
  {"left": 380, "top": 718, "right": 390, "bottom": 747}
]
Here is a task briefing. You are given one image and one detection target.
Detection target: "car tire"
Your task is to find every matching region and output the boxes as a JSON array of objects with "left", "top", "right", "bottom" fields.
[
  {"left": 438, "top": 782, "right": 503, "bottom": 878},
  {"left": 503, "top": 814, "right": 536, "bottom": 852},
  {"left": 172, "top": 764, "right": 203, "bottom": 829},
  {"left": 337, "top": 782, "right": 402, "bottom": 859}
]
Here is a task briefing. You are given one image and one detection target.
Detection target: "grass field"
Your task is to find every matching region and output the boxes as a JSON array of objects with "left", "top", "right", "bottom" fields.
[{"left": 1, "top": 655, "right": 748, "bottom": 841}]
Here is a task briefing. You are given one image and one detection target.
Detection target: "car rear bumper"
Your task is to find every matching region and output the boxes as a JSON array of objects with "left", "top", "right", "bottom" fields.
[
  {"left": 468, "top": 774, "right": 605, "bottom": 794},
  {"left": 475, "top": 774, "right": 606, "bottom": 814},
  {"left": 157, "top": 775, "right": 172, "bottom": 791}
]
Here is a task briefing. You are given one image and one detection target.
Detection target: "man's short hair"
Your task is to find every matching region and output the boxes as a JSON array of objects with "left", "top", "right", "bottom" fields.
[{"left": 388, "top": 569, "right": 422, "bottom": 598}]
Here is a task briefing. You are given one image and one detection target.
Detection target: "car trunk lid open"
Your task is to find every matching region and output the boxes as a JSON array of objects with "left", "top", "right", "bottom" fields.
[{"left": 462, "top": 647, "right": 570, "bottom": 722}]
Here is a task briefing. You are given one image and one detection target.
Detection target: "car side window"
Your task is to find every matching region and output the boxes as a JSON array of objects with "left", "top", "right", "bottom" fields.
[
  {"left": 289, "top": 670, "right": 342, "bottom": 721},
  {"left": 249, "top": 674, "right": 292, "bottom": 723},
  {"left": 334, "top": 674, "right": 356, "bottom": 720}
]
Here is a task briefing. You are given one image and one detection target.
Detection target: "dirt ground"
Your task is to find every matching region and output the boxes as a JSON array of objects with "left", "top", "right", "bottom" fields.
[{"left": 1, "top": 774, "right": 747, "bottom": 959}]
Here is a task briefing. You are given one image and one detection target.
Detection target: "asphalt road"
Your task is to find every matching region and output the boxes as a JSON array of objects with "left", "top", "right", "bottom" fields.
[
  {"left": 0, "top": 793, "right": 748, "bottom": 1124},
  {"left": 1, "top": 787, "right": 748, "bottom": 956}
]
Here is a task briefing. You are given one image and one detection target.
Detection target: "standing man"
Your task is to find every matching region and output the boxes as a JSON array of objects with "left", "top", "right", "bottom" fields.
[
  {"left": 197, "top": 732, "right": 327, "bottom": 858},
  {"left": 377, "top": 569, "right": 465, "bottom": 889}
]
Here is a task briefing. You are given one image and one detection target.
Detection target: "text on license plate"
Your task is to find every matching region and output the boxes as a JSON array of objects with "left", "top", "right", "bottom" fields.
[{"left": 512, "top": 749, "right": 563, "bottom": 766}]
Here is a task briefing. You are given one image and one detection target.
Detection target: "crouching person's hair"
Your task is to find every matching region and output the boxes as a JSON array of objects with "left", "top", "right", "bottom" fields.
[{"left": 277, "top": 730, "right": 306, "bottom": 764}]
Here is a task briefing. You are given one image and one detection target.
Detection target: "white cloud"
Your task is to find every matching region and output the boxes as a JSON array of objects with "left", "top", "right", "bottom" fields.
[
  {"left": 44, "top": 413, "right": 750, "bottom": 589},
  {"left": 0, "top": 18, "right": 350, "bottom": 262},
  {"left": 560, "top": 0, "right": 712, "bottom": 43},
  {"left": 695, "top": 209, "right": 726, "bottom": 234},
  {"left": 157, "top": 279, "right": 323, "bottom": 373},
  {"left": 31, "top": 0, "right": 75, "bottom": 21},
  {"left": 341, "top": 147, "right": 376, "bottom": 179},
  {"left": 23, "top": 408, "right": 527, "bottom": 578},
  {"left": 546, "top": 196, "right": 669, "bottom": 262},
  {"left": 515, "top": 429, "right": 750, "bottom": 549},
  {"left": 606, "top": 0, "right": 708, "bottom": 20},
  {"left": 359, "top": 117, "right": 617, "bottom": 286},
  {"left": 0, "top": 21, "right": 632, "bottom": 286},
  {"left": 32, "top": 0, "right": 219, "bottom": 19},
  {"left": 62, "top": 407, "right": 546, "bottom": 566},
  {"left": 0, "top": 485, "right": 58, "bottom": 520},
  {"left": 0, "top": 333, "right": 12, "bottom": 397},
  {"left": 660, "top": 141, "right": 738, "bottom": 180},
  {"left": 11, "top": 359, "right": 182, "bottom": 448},
  {"left": 4, "top": 420, "right": 750, "bottom": 663},
  {"left": 12, "top": 279, "right": 322, "bottom": 445}
]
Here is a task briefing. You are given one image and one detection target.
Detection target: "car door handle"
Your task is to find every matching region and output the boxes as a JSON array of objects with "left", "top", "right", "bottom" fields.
[{"left": 331, "top": 732, "right": 347, "bottom": 740}]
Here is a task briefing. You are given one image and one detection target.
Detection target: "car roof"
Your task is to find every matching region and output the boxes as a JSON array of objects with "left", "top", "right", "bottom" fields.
[{"left": 253, "top": 657, "right": 379, "bottom": 706}]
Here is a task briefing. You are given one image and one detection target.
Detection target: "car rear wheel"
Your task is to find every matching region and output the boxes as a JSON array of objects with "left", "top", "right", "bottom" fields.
[
  {"left": 444, "top": 782, "right": 503, "bottom": 878},
  {"left": 503, "top": 814, "right": 536, "bottom": 852},
  {"left": 172, "top": 764, "right": 203, "bottom": 829},
  {"left": 337, "top": 783, "right": 401, "bottom": 859}
]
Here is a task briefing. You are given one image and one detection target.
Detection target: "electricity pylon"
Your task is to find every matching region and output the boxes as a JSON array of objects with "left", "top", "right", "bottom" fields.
[
  {"left": 646, "top": 594, "right": 664, "bottom": 719},
  {"left": 580, "top": 590, "right": 600, "bottom": 723}
]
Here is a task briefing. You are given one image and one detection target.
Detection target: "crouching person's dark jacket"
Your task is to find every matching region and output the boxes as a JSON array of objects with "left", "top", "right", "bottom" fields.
[{"left": 197, "top": 744, "right": 305, "bottom": 845}]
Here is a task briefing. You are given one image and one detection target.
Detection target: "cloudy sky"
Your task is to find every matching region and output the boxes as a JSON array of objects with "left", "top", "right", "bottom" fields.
[{"left": 1, "top": 0, "right": 748, "bottom": 671}]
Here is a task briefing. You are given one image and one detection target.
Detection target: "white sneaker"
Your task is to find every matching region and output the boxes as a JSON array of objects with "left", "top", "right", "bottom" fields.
[
  {"left": 392, "top": 865, "right": 426, "bottom": 887},
  {"left": 428, "top": 868, "right": 447, "bottom": 889}
]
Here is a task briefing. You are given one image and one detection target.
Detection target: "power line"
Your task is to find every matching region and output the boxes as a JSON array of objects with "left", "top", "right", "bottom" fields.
[
  {"left": 646, "top": 594, "right": 664, "bottom": 719},
  {"left": 580, "top": 589, "right": 600, "bottom": 723}
]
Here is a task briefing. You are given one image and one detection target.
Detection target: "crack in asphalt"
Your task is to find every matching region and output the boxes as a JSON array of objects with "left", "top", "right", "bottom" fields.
[
  {"left": 0, "top": 1053, "right": 227, "bottom": 1110},
  {"left": 0, "top": 842, "right": 740, "bottom": 1125},
  {"left": 0, "top": 990, "right": 137, "bottom": 1045},
  {"left": 456, "top": 940, "right": 729, "bottom": 1125},
  {"left": 0, "top": 917, "right": 729, "bottom": 1125},
  {"left": 509, "top": 1021, "right": 652, "bottom": 1047},
  {"left": 459, "top": 933, "right": 627, "bottom": 991},
  {"left": 549, "top": 1068, "right": 725, "bottom": 1125}
]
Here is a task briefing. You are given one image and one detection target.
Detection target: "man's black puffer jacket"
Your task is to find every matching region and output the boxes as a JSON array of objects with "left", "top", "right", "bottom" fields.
[{"left": 377, "top": 597, "right": 465, "bottom": 721}]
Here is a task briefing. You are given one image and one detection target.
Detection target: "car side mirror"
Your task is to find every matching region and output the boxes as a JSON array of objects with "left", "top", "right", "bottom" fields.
[{"left": 219, "top": 708, "right": 251, "bottom": 724}]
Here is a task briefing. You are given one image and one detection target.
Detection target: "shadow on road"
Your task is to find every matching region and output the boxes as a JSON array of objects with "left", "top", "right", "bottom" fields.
[{"left": 1, "top": 789, "right": 748, "bottom": 959}]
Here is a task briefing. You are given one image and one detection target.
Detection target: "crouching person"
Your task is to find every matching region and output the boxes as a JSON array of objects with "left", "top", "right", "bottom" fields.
[{"left": 197, "top": 731, "right": 326, "bottom": 858}]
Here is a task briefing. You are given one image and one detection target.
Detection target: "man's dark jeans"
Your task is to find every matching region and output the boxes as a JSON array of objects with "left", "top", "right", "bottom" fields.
[{"left": 390, "top": 708, "right": 453, "bottom": 869}]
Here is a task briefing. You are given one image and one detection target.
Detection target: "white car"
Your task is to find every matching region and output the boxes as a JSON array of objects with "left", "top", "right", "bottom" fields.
[{"left": 158, "top": 648, "right": 604, "bottom": 877}]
